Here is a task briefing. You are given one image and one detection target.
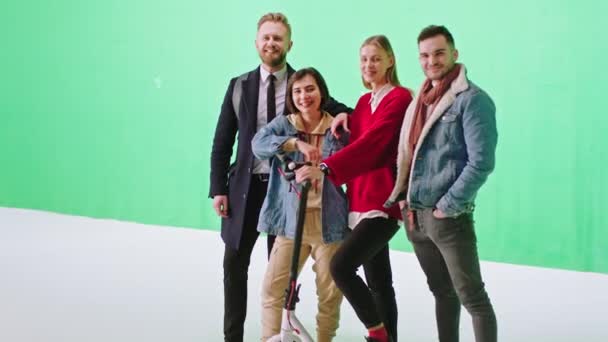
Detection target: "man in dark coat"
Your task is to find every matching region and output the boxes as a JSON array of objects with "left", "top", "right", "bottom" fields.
[{"left": 209, "top": 12, "right": 350, "bottom": 342}]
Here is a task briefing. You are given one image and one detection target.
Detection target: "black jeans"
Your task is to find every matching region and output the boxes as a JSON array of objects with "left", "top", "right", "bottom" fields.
[
  {"left": 330, "top": 217, "right": 400, "bottom": 341},
  {"left": 223, "top": 176, "right": 275, "bottom": 342},
  {"left": 406, "top": 208, "right": 497, "bottom": 342}
]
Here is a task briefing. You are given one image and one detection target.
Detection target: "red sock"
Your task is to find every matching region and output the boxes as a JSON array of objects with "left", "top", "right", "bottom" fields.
[{"left": 368, "top": 326, "right": 389, "bottom": 342}]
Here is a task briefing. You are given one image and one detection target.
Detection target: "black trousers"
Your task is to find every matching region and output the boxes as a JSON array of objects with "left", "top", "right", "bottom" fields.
[
  {"left": 222, "top": 176, "right": 276, "bottom": 342},
  {"left": 330, "top": 217, "right": 400, "bottom": 341}
]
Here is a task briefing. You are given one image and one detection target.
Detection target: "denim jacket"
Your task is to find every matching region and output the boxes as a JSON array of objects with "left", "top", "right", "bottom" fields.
[
  {"left": 252, "top": 113, "right": 349, "bottom": 243},
  {"left": 386, "top": 65, "right": 497, "bottom": 217}
]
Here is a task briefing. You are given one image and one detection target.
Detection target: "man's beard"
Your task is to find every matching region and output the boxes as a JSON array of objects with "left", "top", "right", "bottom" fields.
[
  {"left": 260, "top": 50, "right": 287, "bottom": 68},
  {"left": 427, "top": 63, "right": 455, "bottom": 80}
]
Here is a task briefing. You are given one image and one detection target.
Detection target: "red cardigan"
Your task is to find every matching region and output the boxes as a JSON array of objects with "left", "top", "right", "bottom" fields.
[{"left": 324, "top": 86, "right": 412, "bottom": 220}]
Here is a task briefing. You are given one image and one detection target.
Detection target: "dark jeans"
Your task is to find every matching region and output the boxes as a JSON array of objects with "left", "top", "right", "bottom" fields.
[
  {"left": 406, "top": 208, "right": 497, "bottom": 342},
  {"left": 223, "top": 176, "right": 275, "bottom": 342},
  {"left": 330, "top": 217, "right": 400, "bottom": 341}
]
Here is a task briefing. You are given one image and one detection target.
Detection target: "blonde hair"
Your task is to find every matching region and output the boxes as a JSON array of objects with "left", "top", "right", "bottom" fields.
[
  {"left": 257, "top": 12, "right": 292, "bottom": 38},
  {"left": 360, "top": 35, "right": 400, "bottom": 89}
]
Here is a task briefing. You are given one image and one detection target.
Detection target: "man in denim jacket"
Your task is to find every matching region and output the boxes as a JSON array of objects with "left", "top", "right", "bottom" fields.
[{"left": 386, "top": 25, "right": 498, "bottom": 342}]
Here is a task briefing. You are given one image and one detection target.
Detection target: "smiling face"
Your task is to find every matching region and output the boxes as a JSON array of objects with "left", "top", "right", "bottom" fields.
[
  {"left": 418, "top": 34, "right": 458, "bottom": 82},
  {"left": 255, "top": 21, "right": 292, "bottom": 71},
  {"left": 360, "top": 43, "right": 394, "bottom": 90},
  {"left": 291, "top": 74, "right": 322, "bottom": 115}
]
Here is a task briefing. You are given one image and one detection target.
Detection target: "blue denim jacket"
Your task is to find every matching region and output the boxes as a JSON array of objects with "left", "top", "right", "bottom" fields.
[
  {"left": 252, "top": 113, "right": 349, "bottom": 243},
  {"left": 386, "top": 65, "right": 497, "bottom": 217}
]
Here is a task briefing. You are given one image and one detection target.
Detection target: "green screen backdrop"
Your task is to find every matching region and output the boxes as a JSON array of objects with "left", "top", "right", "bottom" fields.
[{"left": 1, "top": 0, "right": 606, "bottom": 273}]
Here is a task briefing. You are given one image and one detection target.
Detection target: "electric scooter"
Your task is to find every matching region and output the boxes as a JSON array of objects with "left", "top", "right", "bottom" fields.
[{"left": 267, "top": 155, "right": 314, "bottom": 342}]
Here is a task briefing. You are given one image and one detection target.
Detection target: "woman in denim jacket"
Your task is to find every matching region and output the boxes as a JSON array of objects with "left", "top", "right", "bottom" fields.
[{"left": 252, "top": 67, "right": 348, "bottom": 342}]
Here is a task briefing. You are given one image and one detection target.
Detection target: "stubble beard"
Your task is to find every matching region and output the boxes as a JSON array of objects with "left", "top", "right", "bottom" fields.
[{"left": 260, "top": 50, "right": 287, "bottom": 68}]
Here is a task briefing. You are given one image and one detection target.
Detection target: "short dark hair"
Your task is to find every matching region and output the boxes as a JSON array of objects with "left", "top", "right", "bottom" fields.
[
  {"left": 417, "top": 25, "right": 455, "bottom": 47},
  {"left": 286, "top": 67, "right": 330, "bottom": 114}
]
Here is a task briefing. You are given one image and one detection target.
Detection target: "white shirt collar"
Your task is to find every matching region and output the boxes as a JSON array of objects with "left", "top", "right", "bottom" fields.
[
  {"left": 369, "top": 83, "right": 395, "bottom": 113},
  {"left": 260, "top": 64, "right": 288, "bottom": 83}
]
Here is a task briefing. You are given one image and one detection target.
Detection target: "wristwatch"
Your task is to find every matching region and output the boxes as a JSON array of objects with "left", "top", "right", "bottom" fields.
[{"left": 319, "top": 162, "right": 330, "bottom": 175}]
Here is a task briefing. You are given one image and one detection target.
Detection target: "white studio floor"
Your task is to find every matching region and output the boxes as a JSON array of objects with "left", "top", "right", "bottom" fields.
[{"left": 1, "top": 207, "right": 607, "bottom": 342}]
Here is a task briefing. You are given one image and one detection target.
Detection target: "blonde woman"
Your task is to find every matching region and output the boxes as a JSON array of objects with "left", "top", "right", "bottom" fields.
[{"left": 322, "top": 35, "right": 413, "bottom": 342}]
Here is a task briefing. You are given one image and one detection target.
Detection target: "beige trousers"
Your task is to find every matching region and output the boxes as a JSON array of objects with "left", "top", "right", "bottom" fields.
[{"left": 261, "top": 209, "right": 343, "bottom": 342}]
